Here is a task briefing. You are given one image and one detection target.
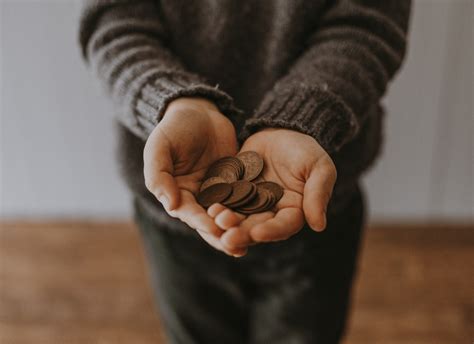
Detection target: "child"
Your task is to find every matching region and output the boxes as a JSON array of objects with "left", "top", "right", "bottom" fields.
[{"left": 80, "top": 1, "right": 410, "bottom": 342}]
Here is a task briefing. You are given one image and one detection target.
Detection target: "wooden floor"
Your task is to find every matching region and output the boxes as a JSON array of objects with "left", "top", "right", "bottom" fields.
[{"left": 0, "top": 221, "right": 472, "bottom": 344}]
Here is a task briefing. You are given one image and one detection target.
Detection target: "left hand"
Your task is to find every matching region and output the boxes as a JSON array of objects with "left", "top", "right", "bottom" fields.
[{"left": 207, "top": 128, "right": 337, "bottom": 254}]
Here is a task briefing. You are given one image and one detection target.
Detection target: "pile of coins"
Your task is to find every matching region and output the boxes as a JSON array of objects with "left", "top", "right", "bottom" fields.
[{"left": 196, "top": 151, "right": 284, "bottom": 214}]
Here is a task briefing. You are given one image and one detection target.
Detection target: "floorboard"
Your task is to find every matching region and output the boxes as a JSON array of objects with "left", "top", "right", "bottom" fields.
[{"left": 0, "top": 221, "right": 472, "bottom": 343}]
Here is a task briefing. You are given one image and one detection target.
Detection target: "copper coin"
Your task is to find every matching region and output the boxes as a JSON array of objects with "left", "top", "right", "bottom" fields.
[
  {"left": 252, "top": 175, "right": 265, "bottom": 184},
  {"left": 237, "top": 151, "right": 264, "bottom": 181},
  {"left": 204, "top": 157, "right": 229, "bottom": 176},
  {"left": 261, "top": 191, "right": 277, "bottom": 212},
  {"left": 227, "top": 182, "right": 258, "bottom": 208},
  {"left": 234, "top": 158, "right": 245, "bottom": 178},
  {"left": 205, "top": 157, "right": 243, "bottom": 183},
  {"left": 200, "top": 176, "right": 226, "bottom": 192},
  {"left": 256, "top": 181, "right": 284, "bottom": 203},
  {"left": 222, "top": 180, "right": 254, "bottom": 207},
  {"left": 235, "top": 188, "right": 272, "bottom": 214},
  {"left": 224, "top": 157, "right": 244, "bottom": 177},
  {"left": 197, "top": 183, "right": 232, "bottom": 208}
]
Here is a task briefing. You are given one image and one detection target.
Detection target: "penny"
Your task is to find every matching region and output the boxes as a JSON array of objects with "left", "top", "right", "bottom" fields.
[
  {"left": 229, "top": 157, "right": 245, "bottom": 178},
  {"left": 228, "top": 183, "right": 258, "bottom": 208},
  {"left": 197, "top": 183, "right": 232, "bottom": 208},
  {"left": 222, "top": 180, "right": 254, "bottom": 207},
  {"left": 256, "top": 181, "right": 284, "bottom": 203},
  {"left": 237, "top": 151, "right": 264, "bottom": 181},
  {"left": 252, "top": 175, "right": 265, "bottom": 184},
  {"left": 200, "top": 176, "right": 227, "bottom": 192},
  {"left": 235, "top": 187, "right": 272, "bottom": 214},
  {"left": 205, "top": 157, "right": 243, "bottom": 183},
  {"left": 198, "top": 153, "right": 285, "bottom": 214},
  {"left": 261, "top": 191, "right": 277, "bottom": 212}
]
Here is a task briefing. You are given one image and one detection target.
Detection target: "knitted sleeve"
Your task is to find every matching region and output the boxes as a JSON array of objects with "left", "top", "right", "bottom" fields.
[
  {"left": 79, "top": 0, "right": 243, "bottom": 141},
  {"left": 239, "top": 0, "right": 411, "bottom": 154}
]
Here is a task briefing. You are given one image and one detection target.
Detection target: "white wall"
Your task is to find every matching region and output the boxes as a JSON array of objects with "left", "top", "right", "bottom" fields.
[
  {"left": 362, "top": 0, "right": 473, "bottom": 221},
  {"left": 1, "top": 1, "right": 131, "bottom": 219},
  {"left": 1, "top": 0, "right": 472, "bottom": 221}
]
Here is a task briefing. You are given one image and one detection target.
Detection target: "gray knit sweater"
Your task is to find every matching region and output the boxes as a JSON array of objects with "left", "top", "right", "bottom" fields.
[{"left": 79, "top": 0, "right": 410, "bottom": 228}]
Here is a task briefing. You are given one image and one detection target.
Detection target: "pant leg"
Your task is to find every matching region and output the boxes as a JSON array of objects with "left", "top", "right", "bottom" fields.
[
  {"left": 242, "top": 186, "right": 366, "bottom": 344},
  {"left": 134, "top": 200, "right": 251, "bottom": 344}
]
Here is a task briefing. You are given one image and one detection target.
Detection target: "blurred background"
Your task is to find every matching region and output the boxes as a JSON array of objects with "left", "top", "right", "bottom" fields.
[
  {"left": 1, "top": 1, "right": 472, "bottom": 222},
  {"left": 0, "top": 1, "right": 472, "bottom": 343}
]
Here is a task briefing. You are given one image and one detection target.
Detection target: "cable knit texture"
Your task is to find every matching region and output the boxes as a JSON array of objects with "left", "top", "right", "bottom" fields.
[
  {"left": 240, "top": 83, "right": 359, "bottom": 153},
  {"left": 79, "top": 0, "right": 245, "bottom": 140},
  {"left": 79, "top": 0, "right": 410, "bottom": 227}
]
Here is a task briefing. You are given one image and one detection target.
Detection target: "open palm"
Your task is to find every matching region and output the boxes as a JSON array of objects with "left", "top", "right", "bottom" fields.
[
  {"left": 143, "top": 97, "right": 243, "bottom": 253},
  {"left": 207, "top": 128, "right": 337, "bottom": 254}
]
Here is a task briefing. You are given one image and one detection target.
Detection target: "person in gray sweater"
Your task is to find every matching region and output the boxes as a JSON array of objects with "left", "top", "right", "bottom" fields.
[{"left": 79, "top": 0, "right": 411, "bottom": 343}]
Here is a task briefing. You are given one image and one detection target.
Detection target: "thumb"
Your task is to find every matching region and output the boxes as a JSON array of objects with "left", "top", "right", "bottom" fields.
[
  {"left": 302, "top": 160, "right": 337, "bottom": 232},
  {"left": 143, "top": 128, "right": 180, "bottom": 211}
]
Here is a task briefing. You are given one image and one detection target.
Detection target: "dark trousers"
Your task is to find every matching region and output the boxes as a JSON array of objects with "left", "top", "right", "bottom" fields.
[{"left": 134, "top": 186, "right": 365, "bottom": 344}]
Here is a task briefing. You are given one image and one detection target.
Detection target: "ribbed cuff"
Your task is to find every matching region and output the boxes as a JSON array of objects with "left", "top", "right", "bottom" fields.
[
  {"left": 134, "top": 71, "right": 245, "bottom": 138},
  {"left": 239, "top": 83, "right": 359, "bottom": 154}
]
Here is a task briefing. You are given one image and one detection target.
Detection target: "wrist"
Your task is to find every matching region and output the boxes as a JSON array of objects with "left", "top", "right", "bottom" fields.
[
  {"left": 166, "top": 96, "right": 219, "bottom": 114},
  {"left": 250, "top": 127, "right": 315, "bottom": 142},
  {"left": 246, "top": 127, "right": 328, "bottom": 155}
]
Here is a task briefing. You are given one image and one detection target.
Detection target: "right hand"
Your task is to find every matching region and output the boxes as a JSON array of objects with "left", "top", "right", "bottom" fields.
[{"left": 143, "top": 97, "right": 246, "bottom": 256}]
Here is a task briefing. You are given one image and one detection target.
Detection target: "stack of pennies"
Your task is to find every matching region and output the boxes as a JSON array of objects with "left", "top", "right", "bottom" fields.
[{"left": 196, "top": 151, "right": 284, "bottom": 214}]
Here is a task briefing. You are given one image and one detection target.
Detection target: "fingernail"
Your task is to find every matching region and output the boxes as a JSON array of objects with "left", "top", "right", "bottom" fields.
[
  {"left": 232, "top": 250, "right": 247, "bottom": 258},
  {"left": 158, "top": 195, "right": 169, "bottom": 210}
]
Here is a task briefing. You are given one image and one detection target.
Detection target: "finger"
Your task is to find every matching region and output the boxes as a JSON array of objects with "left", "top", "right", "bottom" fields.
[
  {"left": 220, "top": 227, "right": 254, "bottom": 249},
  {"left": 214, "top": 208, "right": 246, "bottom": 230},
  {"left": 143, "top": 129, "right": 180, "bottom": 211},
  {"left": 303, "top": 161, "right": 337, "bottom": 232},
  {"left": 196, "top": 230, "right": 225, "bottom": 251},
  {"left": 220, "top": 212, "right": 273, "bottom": 248},
  {"left": 207, "top": 203, "right": 228, "bottom": 218},
  {"left": 198, "top": 230, "right": 248, "bottom": 257},
  {"left": 168, "top": 191, "right": 223, "bottom": 237},
  {"left": 250, "top": 207, "right": 304, "bottom": 242},
  {"left": 207, "top": 203, "right": 246, "bottom": 230}
]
